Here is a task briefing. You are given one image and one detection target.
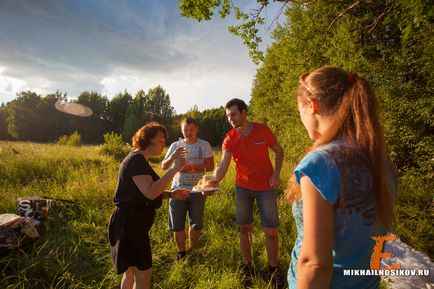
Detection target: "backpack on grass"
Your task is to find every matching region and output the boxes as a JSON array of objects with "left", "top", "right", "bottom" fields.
[{"left": 17, "top": 196, "right": 52, "bottom": 225}]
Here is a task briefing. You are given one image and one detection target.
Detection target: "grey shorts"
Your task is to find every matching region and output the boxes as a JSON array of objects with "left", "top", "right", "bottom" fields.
[
  {"left": 168, "top": 193, "right": 206, "bottom": 231},
  {"left": 235, "top": 185, "right": 279, "bottom": 228}
]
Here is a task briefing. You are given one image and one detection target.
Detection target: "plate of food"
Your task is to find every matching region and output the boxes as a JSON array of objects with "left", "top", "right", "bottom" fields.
[{"left": 191, "top": 175, "right": 220, "bottom": 193}]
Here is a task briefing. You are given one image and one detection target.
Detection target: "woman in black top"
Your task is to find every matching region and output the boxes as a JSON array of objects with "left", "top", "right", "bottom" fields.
[{"left": 108, "top": 122, "right": 189, "bottom": 289}]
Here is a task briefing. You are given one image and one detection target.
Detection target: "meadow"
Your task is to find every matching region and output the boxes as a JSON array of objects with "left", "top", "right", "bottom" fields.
[{"left": 0, "top": 141, "right": 432, "bottom": 289}]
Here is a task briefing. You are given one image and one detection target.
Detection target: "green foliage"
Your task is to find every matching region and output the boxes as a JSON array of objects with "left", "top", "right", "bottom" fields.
[
  {"left": 56, "top": 131, "right": 82, "bottom": 147},
  {"left": 0, "top": 142, "right": 292, "bottom": 288},
  {"left": 248, "top": 1, "right": 434, "bottom": 269},
  {"left": 146, "top": 85, "right": 175, "bottom": 123},
  {"left": 177, "top": 106, "right": 232, "bottom": 146},
  {"left": 1, "top": 85, "right": 176, "bottom": 146},
  {"left": 0, "top": 142, "right": 430, "bottom": 288},
  {"left": 98, "top": 132, "right": 131, "bottom": 161},
  {"left": 179, "top": 0, "right": 232, "bottom": 21},
  {"left": 250, "top": 0, "right": 433, "bottom": 173},
  {"left": 0, "top": 103, "right": 10, "bottom": 139},
  {"left": 108, "top": 90, "right": 133, "bottom": 134},
  {"left": 76, "top": 91, "right": 110, "bottom": 143},
  {"left": 121, "top": 86, "right": 176, "bottom": 144},
  {"left": 0, "top": 142, "right": 117, "bottom": 288},
  {"left": 122, "top": 90, "right": 150, "bottom": 143},
  {"left": 5, "top": 91, "right": 46, "bottom": 141},
  {"left": 179, "top": 0, "right": 289, "bottom": 64},
  {"left": 394, "top": 171, "right": 434, "bottom": 257},
  {"left": 228, "top": 5, "right": 265, "bottom": 64}
]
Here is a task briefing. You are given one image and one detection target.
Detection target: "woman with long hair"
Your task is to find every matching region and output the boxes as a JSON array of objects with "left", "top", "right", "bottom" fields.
[{"left": 286, "top": 66, "right": 397, "bottom": 288}]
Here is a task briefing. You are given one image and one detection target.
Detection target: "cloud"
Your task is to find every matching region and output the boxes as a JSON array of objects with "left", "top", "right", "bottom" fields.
[
  {"left": 0, "top": 0, "right": 282, "bottom": 111},
  {"left": 0, "top": 67, "right": 26, "bottom": 95}
]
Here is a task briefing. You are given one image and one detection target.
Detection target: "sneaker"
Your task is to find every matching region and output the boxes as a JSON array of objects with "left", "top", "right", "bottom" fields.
[
  {"left": 176, "top": 250, "right": 187, "bottom": 260},
  {"left": 268, "top": 266, "right": 286, "bottom": 289}
]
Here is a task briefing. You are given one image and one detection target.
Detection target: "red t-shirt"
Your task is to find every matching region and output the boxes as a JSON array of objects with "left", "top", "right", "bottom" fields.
[{"left": 222, "top": 123, "right": 277, "bottom": 191}]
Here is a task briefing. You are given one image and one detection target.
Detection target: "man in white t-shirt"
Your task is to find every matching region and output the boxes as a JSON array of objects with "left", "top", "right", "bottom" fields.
[{"left": 162, "top": 117, "right": 214, "bottom": 260}]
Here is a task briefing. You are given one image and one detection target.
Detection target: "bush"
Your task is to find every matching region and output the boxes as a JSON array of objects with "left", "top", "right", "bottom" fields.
[
  {"left": 56, "top": 131, "right": 82, "bottom": 147},
  {"left": 98, "top": 132, "right": 131, "bottom": 161}
]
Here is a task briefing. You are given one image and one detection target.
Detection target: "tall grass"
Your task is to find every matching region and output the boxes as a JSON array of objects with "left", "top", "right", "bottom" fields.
[
  {"left": 0, "top": 142, "right": 293, "bottom": 289},
  {"left": 0, "top": 141, "right": 431, "bottom": 288}
]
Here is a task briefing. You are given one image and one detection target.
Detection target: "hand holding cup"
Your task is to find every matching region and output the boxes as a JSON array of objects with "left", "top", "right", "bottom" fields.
[{"left": 173, "top": 148, "right": 187, "bottom": 171}]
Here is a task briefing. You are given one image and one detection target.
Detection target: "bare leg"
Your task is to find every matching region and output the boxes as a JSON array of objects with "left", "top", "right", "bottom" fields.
[
  {"left": 174, "top": 230, "right": 186, "bottom": 252},
  {"left": 130, "top": 266, "right": 152, "bottom": 289},
  {"left": 239, "top": 223, "right": 253, "bottom": 264},
  {"left": 121, "top": 268, "right": 135, "bottom": 289},
  {"left": 189, "top": 227, "right": 201, "bottom": 248},
  {"left": 263, "top": 227, "right": 279, "bottom": 267}
]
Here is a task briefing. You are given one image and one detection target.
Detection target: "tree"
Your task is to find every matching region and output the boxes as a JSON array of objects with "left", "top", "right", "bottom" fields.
[
  {"left": 40, "top": 90, "right": 69, "bottom": 141},
  {"left": 249, "top": 0, "right": 433, "bottom": 172},
  {"left": 0, "top": 103, "right": 11, "bottom": 140},
  {"left": 179, "top": 1, "right": 415, "bottom": 66},
  {"left": 145, "top": 85, "right": 175, "bottom": 125},
  {"left": 4, "top": 90, "right": 82, "bottom": 142},
  {"left": 179, "top": 0, "right": 295, "bottom": 64},
  {"left": 108, "top": 90, "right": 133, "bottom": 134},
  {"left": 177, "top": 106, "right": 231, "bottom": 147},
  {"left": 122, "top": 90, "right": 151, "bottom": 143},
  {"left": 184, "top": 105, "right": 201, "bottom": 120},
  {"left": 145, "top": 85, "right": 176, "bottom": 141},
  {"left": 77, "top": 91, "right": 110, "bottom": 143},
  {"left": 5, "top": 91, "right": 46, "bottom": 141},
  {"left": 199, "top": 107, "right": 232, "bottom": 146}
]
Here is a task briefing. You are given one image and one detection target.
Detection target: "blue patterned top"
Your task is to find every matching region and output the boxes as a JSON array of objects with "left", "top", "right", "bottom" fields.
[{"left": 287, "top": 140, "right": 395, "bottom": 289}]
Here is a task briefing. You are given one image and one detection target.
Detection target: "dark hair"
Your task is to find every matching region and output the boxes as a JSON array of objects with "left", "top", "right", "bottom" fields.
[
  {"left": 132, "top": 121, "right": 167, "bottom": 150},
  {"left": 181, "top": 117, "right": 198, "bottom": 127},
  {"left": 225, "top": 98, "right": 247, "bottom": 113}
]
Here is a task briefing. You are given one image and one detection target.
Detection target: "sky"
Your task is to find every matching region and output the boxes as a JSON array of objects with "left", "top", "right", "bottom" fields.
[{"left": 0, "top": 0, "right": 284, "bottom": 114}]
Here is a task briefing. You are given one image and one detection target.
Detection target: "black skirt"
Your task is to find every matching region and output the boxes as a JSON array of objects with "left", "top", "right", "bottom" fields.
[{"left": 108, "top": 205, "right": 155, "bottom": 274}]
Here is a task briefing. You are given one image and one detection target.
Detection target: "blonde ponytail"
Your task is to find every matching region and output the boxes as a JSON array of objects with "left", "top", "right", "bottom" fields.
[{"left": 350, "top": 78, "right": 394, "bottom": 229}]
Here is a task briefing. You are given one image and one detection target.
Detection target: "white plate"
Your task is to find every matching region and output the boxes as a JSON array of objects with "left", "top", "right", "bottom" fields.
[{"left": 191, "top": 186, "right": 221, "bottom": 193}]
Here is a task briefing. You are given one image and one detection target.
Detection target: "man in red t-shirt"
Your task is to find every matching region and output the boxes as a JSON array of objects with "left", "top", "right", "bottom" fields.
[{"left": 213, "top": 98, "right": 284, "bottom": 286}]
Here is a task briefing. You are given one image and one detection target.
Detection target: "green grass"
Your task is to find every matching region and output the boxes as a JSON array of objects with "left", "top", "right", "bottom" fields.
[{"left": 0, "top": 141, "right": 432, "bottom": 288}]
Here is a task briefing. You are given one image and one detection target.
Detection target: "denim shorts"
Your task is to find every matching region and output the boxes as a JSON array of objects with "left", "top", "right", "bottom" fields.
[
  {"left": 235, "top": 185, "right": 279, "bottom": 228},
  {"left": 168, "top": 193, "right": 206, "bottom": 231}
]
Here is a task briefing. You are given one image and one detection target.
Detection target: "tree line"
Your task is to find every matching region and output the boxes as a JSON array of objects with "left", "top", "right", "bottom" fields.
[
  {"left": 246, "top": 0, "right": 432, "bottom": 175},
  {"left": 0, "top": 86, "right": 231, "bottom": 147},
  {"left": 180, "top": 1, "right": 433, "bottom": 176},
  {"left": 1, "top": 0, "right": 432, "bottom": 175}
]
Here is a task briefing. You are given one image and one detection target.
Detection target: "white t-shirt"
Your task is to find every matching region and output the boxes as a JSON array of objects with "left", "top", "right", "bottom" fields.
[{"left": 164, "top": 138, "right": 213, "bottom": 189}]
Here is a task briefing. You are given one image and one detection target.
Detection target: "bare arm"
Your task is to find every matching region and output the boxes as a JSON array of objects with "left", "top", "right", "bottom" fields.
[
  {"left": 270, "top": 142, "right": 284, "bottom": 175},
  {"left": 161, "top": 158, "right": 172, "bottom": 170},
  {"left": 161, "top": 146, "right": 184, "bottom": 170},
  {"left": 132, "top": 169, "right": 179, "bottom": 200},
  {"left": 182, "top": 156, "right": 215, "bottom": 172},
  {"left": 269, "top": 142, "right": 284, "bottom": 189},
  {"left": 134, "top": 150, "right": 187, "bottom": 200},
  {"left": 213, "top": 150, "right": 232, "bottom": 183},
  {"left": 297, "top": 175, "right": 334, "bottom": 289}
]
